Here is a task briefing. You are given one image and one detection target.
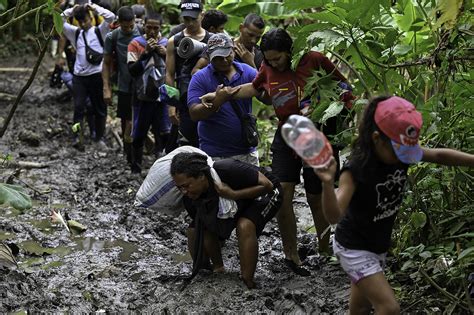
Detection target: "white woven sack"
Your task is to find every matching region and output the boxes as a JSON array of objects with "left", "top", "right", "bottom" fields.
[{"left": 134, "top": 146, "right": 237, "bottom": 218}]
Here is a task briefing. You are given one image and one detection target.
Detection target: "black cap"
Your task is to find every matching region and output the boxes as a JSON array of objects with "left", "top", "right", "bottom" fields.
[{"left": 179, "top": 0, "right": 202, "bottom": 19}]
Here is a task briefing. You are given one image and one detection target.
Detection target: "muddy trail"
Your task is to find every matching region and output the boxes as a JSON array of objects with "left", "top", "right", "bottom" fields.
[{"left": 0, "top": 55, "right": 349, "bottom": 313}]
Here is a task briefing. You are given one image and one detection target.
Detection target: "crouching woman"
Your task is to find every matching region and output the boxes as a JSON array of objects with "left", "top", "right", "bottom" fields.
[{"left": 170, "top": 152, "right": 283, "bottom": 289}]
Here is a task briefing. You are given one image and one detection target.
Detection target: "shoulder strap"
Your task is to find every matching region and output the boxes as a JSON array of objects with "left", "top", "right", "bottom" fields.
[
  {"left": 75, "top": 28, "right": 81, "bottom": 45},
  {"left": 95, "top": 27, "right": 104, "bottom": 47},
  {"left": 174, "top": 31, "right": 185, "bottom": 47},
  {"left": 81, "top": 30, "right": 89, "bottom": 48},
  {"left": 216, "top": 75, "right": 244, "bottom": 120},
  {"left": 111, "top": 28, "right": 119, "bottom": 54},
  {"left": 203, "top": 30, "right": 212, "bottom": 43},
  {"left": 81, "top": 27, "right": 104, "bottom": 48},
  {"left": 137, "top": 25, "right": 144, "bottom": 35}
]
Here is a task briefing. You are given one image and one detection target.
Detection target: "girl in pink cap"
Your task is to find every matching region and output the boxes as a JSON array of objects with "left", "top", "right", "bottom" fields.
[{"left": 314, "top": 95, "right": 474, "bottom": 314}]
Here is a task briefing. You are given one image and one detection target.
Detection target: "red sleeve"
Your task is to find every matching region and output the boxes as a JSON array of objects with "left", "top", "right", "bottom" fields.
[
  {"left": 127, "top": 40, "right": 142, "bottom": 63},
  {"left": 252, "top": 64, "right": 268, "bottom": 92}
]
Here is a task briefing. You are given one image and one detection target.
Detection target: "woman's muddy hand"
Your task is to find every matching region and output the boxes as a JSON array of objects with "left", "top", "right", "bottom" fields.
[
  {"left": 200, "top": 92, "right": 216, "bottom": 108},
  {"left": 216, "top": 85, "right": 240, "bottom": 101}
]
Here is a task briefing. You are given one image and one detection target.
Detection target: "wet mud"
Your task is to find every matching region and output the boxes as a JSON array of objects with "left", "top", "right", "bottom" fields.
[{"left": 0, "top": 55, "right": 349, "bottom": 313}]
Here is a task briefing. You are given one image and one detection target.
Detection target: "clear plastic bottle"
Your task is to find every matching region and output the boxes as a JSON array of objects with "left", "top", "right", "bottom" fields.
[{"left": 281, "top": 115, "right": 333, "bottom": 169}]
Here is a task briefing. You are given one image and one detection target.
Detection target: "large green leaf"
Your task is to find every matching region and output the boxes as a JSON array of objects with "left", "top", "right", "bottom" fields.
[
  {"left": 256, "top": 2, "right": 297, "bottom": 18},
  {"left": 393, "top": 44, "right": 412, "bottom": 56},
  {"left": 152, "top": 0, "right": 180, "bottom": 5},
  {"left": 293, "top": 23, "right": 333, "bottom": 35},
  {"left": 435, "top": 0, "right": 462, "bottom": 29},
  {"left": 320, "top": 101, "right": 344, "bottom": 124},
  {"left": 394, "top": 0, "right": 415, "bottom": 32},
  {"left": 457, "top": 246, "right": 474, "bottom": 261},
  {"left": 0, "top": 183, "right": 32, "bottom": 211},
  {"left": 217, "top": 0, "right": 256, "bottom": 15},
  {"left": 0, "top": 0, "right": 7, "bottom": 12},
  {"left": 308, "top": 29, "right": 346, "bottom": 49},
  {"left": 305, "top": 11, "right": 344, "bottom": 26},
  {"left": 283, "top": 0, "right": 326, "bottom": 10},
  {"left": 411, "top": 211, "right": 427, "bottom": 229},
  {"left": 222, "top": 15, "right": 242, "bottom": 32},
  {"left": 53, "top": 11, "right": 63, "bottom": 35}
]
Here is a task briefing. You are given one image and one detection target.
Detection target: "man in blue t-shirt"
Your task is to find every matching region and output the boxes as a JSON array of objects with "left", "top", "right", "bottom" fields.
[{"left": 187, "top": 33, "right": 259, "bottom": 165}]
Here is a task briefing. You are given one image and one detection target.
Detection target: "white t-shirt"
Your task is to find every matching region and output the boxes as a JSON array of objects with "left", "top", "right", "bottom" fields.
[{"left": 61, "top": 4, "right": 115, "bottom": 76}]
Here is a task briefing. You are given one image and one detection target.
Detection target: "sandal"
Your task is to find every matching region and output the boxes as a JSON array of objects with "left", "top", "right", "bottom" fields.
[{"left": 284, "top": 259, "right": 311, "bottom": 277}]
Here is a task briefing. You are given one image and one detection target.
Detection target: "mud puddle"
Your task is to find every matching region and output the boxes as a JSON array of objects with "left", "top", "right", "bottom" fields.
[{"left": 0, "top": 54, "right": 349, "bottom": 312}]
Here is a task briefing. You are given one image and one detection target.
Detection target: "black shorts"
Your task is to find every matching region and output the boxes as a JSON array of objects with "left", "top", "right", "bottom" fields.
[
  {"left": 117, "top": 91, "right": 132, "bottom": 120},
  {"left": 236, "top": 185, "right": 282, "bottom": 236},
  {"left": 187, "top": 185, "right": 283, "bottom": 239},
  {"left": 271, "top": 128, "right": 339, "bottom": 194}
]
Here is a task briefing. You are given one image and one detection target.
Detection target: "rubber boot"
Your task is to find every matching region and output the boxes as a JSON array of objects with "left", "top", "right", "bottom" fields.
[
  {"left": 124, "top": 142, "right": 133, "bottom": 165},
  {"left": 131, "top": 141, "right": 143, "bottom": 174},
  {"left": 165, "top": 125, "right": 179, "bottom": 154},
  {"left": 95, "top": 115, "right": 106, "bottom": 141},
  {"left": 87, "top": 112, "right": 96, "bottom": 141}
]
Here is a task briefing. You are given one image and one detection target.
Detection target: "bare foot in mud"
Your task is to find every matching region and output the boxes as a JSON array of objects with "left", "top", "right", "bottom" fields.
[
  {"left": 213, "top": 265, "right": 225, "bottom": 273},
  {"left": 243, "top": 278, "right": 256, "bottom": 289},
  {"left": 284, "top": 259, "right": 311, "bottom": 277},
  {"left": 0, "top": 53, "right": 351, "bottom": 313}
]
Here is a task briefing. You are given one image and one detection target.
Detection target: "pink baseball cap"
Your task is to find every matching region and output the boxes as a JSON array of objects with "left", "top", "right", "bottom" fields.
[{"left": 374, "top": 96, "right": 423, "bottom": 164}]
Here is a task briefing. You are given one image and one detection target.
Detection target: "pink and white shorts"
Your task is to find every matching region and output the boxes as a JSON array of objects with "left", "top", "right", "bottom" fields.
[{"left": 333, "top": 239, "right": 387, "bottom": 283}]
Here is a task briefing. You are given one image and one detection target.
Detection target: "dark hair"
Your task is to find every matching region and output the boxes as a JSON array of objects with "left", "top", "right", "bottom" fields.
[
  {"left": 131, "top": 4, "right": 145, "bottom": 18},
  {"left": 97, "top": 0, "right": 112, "bottom": 11},
  {"left": 144, "top": 11, "right": 163, "bottom": 24},
  {"left": 350, "top": 95, "right": 391, "bottom": 169},
  {"left": 243, "top": 13, "right": 265, "bottom": 29},
  {"left": 260, "top": 28, "right": 292, "bottom": 54},
  {"left": 117, "top": 6, "right": 134, "bottom": 22},
  {"left": 73, "top": 5, "right": 89, "bottom": 22},
  {"left": 170, "top": 153, "right": 211, "bottom": 179},
  {"left": 201, "top": 9, "right": 228, "bottom": 31}
]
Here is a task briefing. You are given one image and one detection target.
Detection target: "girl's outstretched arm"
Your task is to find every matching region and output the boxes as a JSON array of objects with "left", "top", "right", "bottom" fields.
[
  {"left": 314, "top": 157, "right": 356, "bottom": 224},
  {"left": 422, "top": 148, "right": 474, "bottom": 167}
]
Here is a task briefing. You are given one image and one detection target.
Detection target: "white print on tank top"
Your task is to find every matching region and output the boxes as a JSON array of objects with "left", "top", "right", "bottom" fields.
[{"left": 373, "top": 169, "right": 406, "bottom": 222}]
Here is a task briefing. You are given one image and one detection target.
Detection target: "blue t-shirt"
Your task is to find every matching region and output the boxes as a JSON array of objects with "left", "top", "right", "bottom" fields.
[{"left": 187, "top": 62, "right": 257, "bottom": 157}]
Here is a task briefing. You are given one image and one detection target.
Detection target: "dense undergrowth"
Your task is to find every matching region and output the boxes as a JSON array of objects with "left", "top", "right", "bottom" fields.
[{"left": 1, "top": 0, "right": 473, "bottom": 312}]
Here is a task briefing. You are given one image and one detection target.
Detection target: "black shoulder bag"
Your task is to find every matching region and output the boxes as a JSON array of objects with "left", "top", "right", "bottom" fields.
[
  {"left": 217, "top": 76, "right": 259, "bottom": 147},
  {"left": 80, "top": 27, "right": 104, "bottom": 65}
]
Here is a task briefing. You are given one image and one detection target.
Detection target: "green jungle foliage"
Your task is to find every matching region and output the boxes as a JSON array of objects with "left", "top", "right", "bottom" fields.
[
  {"left": 1, "top": 1, "right": 473, "bottom": 312},
  {"left": 205, "top": 0, "right": 474, "bottom": 312},
  {"left": 278, "top": 0, "right": 473, "bottom": 312}
]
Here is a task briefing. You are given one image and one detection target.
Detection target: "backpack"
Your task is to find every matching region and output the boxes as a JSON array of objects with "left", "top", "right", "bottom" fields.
[{"left": 134, "top": 36, "right": 167, "bottom": 102}]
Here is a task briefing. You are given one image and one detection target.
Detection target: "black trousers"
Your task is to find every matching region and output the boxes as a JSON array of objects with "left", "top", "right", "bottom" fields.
[
  {"left": 131, "top": 100, "right": 170, "bottom": 170},
  {"left": 177, "top": 93, "right": 198, "bottom": 148},
  {"left": 72, "top": 73, "right": 107, "bottom": 140}
]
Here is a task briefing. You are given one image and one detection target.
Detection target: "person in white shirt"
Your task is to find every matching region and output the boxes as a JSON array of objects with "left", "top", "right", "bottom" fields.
[{"left": 60, "top": 3, "right": 115, "bottom": 149}]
